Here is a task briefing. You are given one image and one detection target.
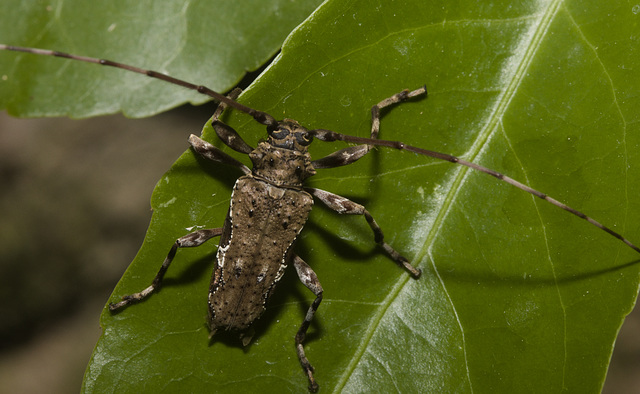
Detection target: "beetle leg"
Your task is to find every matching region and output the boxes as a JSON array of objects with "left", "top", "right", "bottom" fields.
[
  {"left": 210, "top": 87, "right": 255, "bottom": 154},
  {"left": 311, "top": 87, "right": 427, "bottom": 169},
  {"left": 189, "top": 134, "right": 251, "bottom": 174},
  {"left": 109, "top": 228, "right": 223, "bottom": 311},
  {"left": 311, "top": 144, "right": 371, "bottom": 169},
  {"left": 369, "top": 86, "right": 427, "bottom": 139},
  {"left": 210, "top": 87, "right": 241, "bottom": 120},
  {"left": 292, "top": 254, "right": 323, "bottom": 393},
  {"left": 212, "top": 121, "right": 255, "bottom": 154},
  {"left": 189, "top": 88, "right": 253, "bottom": 171},
  {"left": 305, "top": 187, "right": 421, "bottom": 278}
]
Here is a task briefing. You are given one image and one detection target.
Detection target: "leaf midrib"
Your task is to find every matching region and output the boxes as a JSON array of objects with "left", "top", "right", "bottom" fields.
[{"left": 334, "top": 0, "right": 564, "bottom": 391}]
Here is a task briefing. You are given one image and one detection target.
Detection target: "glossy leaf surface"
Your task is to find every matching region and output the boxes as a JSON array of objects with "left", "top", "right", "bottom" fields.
[
  {"left": 0, "top": 0, "right": 322, "bottom": 117},
  {"left": 2, "top": 0, "right": 640, "bottom": 393}
]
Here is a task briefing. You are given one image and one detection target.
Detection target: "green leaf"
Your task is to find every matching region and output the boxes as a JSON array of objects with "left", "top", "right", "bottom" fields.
[
  {"left": 4, "top": 0, "right": 640, "bottom": 393},
  {"left": 0, "top": 0, "right": 323, "bottom": 117}
]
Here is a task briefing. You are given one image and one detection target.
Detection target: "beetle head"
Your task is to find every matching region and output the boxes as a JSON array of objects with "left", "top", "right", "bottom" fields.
[{"left": 267, "top": 119, "right": 313, "bottom": 151}]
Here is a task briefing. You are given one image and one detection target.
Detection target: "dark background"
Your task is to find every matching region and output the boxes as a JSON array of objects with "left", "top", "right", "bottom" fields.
[{"left": 0, "top": 106, "right": 637, "bottom": 393}]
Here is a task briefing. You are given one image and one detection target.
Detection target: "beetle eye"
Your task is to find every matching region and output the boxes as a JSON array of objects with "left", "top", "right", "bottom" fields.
[
  {"left": 295, "top": 131, "right": 313, "bottom": 146},
  {"left": 270, "top": 127, "right": 289, "bottom": 139}
]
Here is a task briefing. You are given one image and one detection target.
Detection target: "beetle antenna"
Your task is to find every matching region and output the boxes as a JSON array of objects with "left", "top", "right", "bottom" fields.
[{"left": 0, "top": 44, "right": 278, "bottom": 128}]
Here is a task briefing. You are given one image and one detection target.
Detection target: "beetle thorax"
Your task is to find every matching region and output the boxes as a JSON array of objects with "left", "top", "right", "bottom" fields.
[
  {"left": 250, "top": 144, "right": 315, "bottom": 186},
  {"left": 249, "top": 120, "right": 316, "bottom": 187}
]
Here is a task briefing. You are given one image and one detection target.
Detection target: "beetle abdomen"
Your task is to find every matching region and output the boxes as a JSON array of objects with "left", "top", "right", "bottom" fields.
[{"left": 208, "top": 175, "right": 313, "bottom": 332}]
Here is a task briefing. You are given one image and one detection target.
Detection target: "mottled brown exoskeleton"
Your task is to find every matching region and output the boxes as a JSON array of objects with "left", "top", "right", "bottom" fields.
[
  {"left": 108, "top": 86, "right": 425, "bottom": 392},
  {"left": 3, "top": 44, "right": 640, "bottom": 392}
]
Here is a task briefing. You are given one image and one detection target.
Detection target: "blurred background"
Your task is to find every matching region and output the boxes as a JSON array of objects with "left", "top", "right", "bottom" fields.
[
  {"left": 0, "top": 105, "right": 638, "bottom": 393},
  {"left": 0, "top": 105, "right": 205, "bottom": 392}
]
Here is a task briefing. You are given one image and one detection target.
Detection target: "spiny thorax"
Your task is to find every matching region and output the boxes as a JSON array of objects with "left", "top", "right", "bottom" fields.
[{"left": 249, "top": 142, "right": 316, "bottom": 187}]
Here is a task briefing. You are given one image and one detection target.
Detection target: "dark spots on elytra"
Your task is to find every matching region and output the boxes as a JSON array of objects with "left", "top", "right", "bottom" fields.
[
  {"left": 282, "top": 221, "right": 289, "bottom": 229},
  {"left": 248, "top": 209, "right": 254, "bottom": 217}
]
